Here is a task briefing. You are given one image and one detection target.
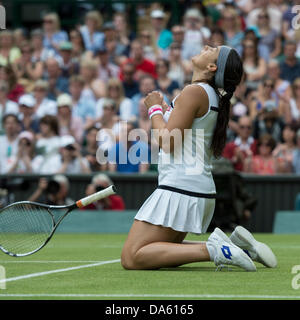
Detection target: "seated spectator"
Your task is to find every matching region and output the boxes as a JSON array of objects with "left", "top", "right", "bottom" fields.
[
  {"left": 119, "top": 40, "right": 157, "bottom": 81},
  {"left": 96, "top": 78, "right": 134, "bottom": 121},
  {"left": 242, "top": 38, "right": 267, "bottom": 90},
  {"left": 68, "top": 75, "right": 96, "bottom": 124},
  {"left": 155, "top": 58, "right": 179, "bottom": 101},
  {"left": 0, "top": 30, "right": 21, "bottom": 66},
  {"left": 83, "top": 173, "right": 125, "bottom": 210},
  {"left": 30, "top": 28, "right": 56, "bottom": 64},
  {"left": 96, "top": 46, "right": 120, "bottom": 82},
  {"left": 7, "top": 131, "right": 35, "bottom": 173},
  {"left": 57, "top": 41, "right": 79, "bottom": 78},
  {"left": 79, "top": 58, "right": 106, "bottom": 101},
  {"left": 282, "top": 77, "right": 300, "bottom": 125},
  {"left": 253, "top": 103, "right": 285, "bottom": 143},
  {"left": 279, "top": 40, "right": 300, "bottom": 84},
  {"left": 113, "top": 12, "right": 135, "bottom": 57},
  {"left": 69, "top": 29, "right": 85, "bottom": 61},
  {"left": 96, "top": 78, "right": 135, "bottom": 121},
  {"left": 102, "top": 21, "right": 128, "bottom": 64},
  {"left": 223, "top": 116, "right": 257, "bottom": 172},
  {"left": 0, "top": 80, "right": 18, "bottom": 134},
  {"left": 267, "top": 59, "right": 292, "bottom": 104},
  {"left": 249, "top": 78, "right": 279, "bottom": 120},
  {"left": 167, "top": 42, "right": 191, "bottom": 87},
  {"left": 28, "top": 175, "right": 73, "bottom": 205},
  {"left": 139, "top": 29, "right": 157, "bottom": 62},
  {"left": 54, "top": 135, "right": 91, "bottom": 174},
  {"left": 220, "top": 7, "right": 244, "bottom": 49},
  {"left": 0, "top": 65, "right": 24, "bottom": 103},
  {"left": 292, "top": 128, "right": 300, "bottom": 174},
  {"left": 149, "top": 9, "right": 173, "bottom": 52},
  {"left": 121, "top": 62, "right": 139, "bottom": 98},
  {"left": 0, "top": 114, "right": 21, "bottom": 174},
  {"left": 107, "top": 121, "right": 150, "bottom": 173},
  {"left": 18, "top": 94, "right": 40, "bottom": 133},
  {"left": 79, "top": 11, "right": 105, "bottom": 54},
  {"left": 33, "top": 80, "right": 57, "bottom": 119},
  {"left": 81, "top": 126, "right": 102, "bottom": 172},
  {"left": 57, "top": 93, "right": 83, "bottom": 143},
  {"left": 13, "top": 41, "right": 44, "bottom": 91},
  {"left": 236, "top": 26, "right": 269, "bottom": 63},
  {"left": 254, "top": 9, "right": 282, "bottom": 59},
  {"left": 183, "top": 8, "right": 210, "bottom": 55},
  {"left": 92, "top": 98, "right": 120, "bottom": 158},
  {"left": 42, "top": 12, "right": 68, "bottom": 53},
  {"left": 243, "top": 134, "right": 280, "bottom": 175},
  {"left": 272, "top": 124, "right": 297, "bottom": 173},
  {"left": 131, "top": 74, "right": 158, "bottom": 117},
  {"left": 43, "top": 57, "right": 69, "bottom": 100},
  {"left": 33, "top": 115, "right": 61, "bottom": 173}
]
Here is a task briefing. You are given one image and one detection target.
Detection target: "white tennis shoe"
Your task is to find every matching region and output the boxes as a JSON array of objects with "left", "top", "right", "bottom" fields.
[
  {"left": 207, "top": 227, "right": 257, "bottom": 272},
  {"left": 229, "top": 226, "right": 277, "bottom": 268}
]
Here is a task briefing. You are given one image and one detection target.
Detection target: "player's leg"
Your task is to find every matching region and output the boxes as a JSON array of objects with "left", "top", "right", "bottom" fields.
[{"left": 121, "top": 220, "right": 210, "bottom": 270}]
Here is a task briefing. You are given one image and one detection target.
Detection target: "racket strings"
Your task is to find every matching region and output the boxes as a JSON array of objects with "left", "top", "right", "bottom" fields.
[{"left": 0, "top": 203, "right": 53, "bottom": 255}]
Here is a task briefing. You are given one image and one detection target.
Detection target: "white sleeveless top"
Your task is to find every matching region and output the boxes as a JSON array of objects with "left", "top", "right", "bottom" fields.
[{"left": 158, "top": 82, "right": 219, "bottom": 195}]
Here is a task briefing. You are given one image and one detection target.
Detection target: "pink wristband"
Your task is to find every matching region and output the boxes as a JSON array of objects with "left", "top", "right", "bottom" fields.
[{"left": 148, "top": 105, "right": 163, "bottom": 119}]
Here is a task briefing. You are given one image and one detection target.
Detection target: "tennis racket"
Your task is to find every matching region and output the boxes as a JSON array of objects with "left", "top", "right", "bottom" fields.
[{"left": 0, "top": 185, "right": 117, "bottom": 257}]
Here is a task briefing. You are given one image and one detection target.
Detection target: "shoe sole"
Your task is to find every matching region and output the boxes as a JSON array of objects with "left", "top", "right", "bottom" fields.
[
  {"left": 213, "top": 228, "right": 257, "bottom": 272},
  {"left": 232, "top": 226, "right": 277, "bottom": 268}
]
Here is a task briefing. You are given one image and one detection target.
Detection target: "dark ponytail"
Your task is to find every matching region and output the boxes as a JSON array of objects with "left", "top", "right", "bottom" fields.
[{"left": 210, "top": 49, "right": 243, "bottom": 158}]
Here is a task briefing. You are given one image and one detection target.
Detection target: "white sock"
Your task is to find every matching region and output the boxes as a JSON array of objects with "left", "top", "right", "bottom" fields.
[{"left": 205, "top": 241, "right": 216, "bottom": 262}]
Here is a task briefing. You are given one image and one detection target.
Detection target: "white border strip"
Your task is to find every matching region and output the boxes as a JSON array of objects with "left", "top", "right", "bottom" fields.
[
  {"left": 0, "top": 259, "right": 120, "bottom": 284},
  {"left": 0, "top": 293, "right": 299, "bottom": 299}
]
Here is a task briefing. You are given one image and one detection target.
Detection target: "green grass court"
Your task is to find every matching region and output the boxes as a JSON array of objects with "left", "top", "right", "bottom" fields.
[{"left": 0, "top": 233, "right": 299, "bottom": 300}]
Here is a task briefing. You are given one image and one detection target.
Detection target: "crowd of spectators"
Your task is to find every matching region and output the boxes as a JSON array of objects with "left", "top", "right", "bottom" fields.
[{"left": 0, "top": 0, "right": 300, "bottom": 178}]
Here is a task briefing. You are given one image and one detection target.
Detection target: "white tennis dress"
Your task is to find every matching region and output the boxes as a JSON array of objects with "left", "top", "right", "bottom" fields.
[{"left": 135, "top": 82, "right": 219, "bottom": 234}]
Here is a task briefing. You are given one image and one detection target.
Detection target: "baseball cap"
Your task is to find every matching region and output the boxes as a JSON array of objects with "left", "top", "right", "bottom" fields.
[
  {"left": 57, "top": 93, "right": 72, "bottom": 108},
  {"left": 19, "top": 94, "right": 36, "bottom": 108},
  {"left": 150, "top": 9, "right": 165, "bottom": 19},
  {"left": 184, "top": 8, "right": 203, "bottom": 20},
  {"left": 59, "top": 41, "right": 73, "bottom": 51},
  {"left": 18, "top": 130, "right": 34, "bottom": 142},
  {"left": 60, "top": 135, "right": 76, "bottom": 148}
]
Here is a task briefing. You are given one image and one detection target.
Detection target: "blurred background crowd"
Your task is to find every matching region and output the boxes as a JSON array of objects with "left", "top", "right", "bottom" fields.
[{"left": 0, "top": 0, "right": 300, "bottom": 179}]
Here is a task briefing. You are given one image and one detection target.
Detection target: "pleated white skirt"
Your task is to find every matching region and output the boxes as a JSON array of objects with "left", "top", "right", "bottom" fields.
[{"left": 135, "top": 188, "right": 215, "bottom": 234}]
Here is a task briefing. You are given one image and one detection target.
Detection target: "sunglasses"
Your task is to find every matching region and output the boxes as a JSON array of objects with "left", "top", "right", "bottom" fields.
[
  {"left": 258, "top": 15, "right": 268, "bottom": 19},
  {"left": 240, "top": 125, "right": 252, "bottom": 130},
  {"left": 264, "top": 83, "right": 274, "bottom": 88},
  {"left": 258, "top": 142, "right": 272, "bottom": 147},
  {"left": 43, "top": 20, "right": 53, "bottom": 24}
]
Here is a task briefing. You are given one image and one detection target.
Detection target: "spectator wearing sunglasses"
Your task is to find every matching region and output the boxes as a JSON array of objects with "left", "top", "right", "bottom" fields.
[
  {"left": 7, "top": 131, "right": 35, "bottom": 174},
  {"left": 42, "top": 13, "right": 68, "bottom": 53},
  {"left": 223, "top": 116, "right": 257, "bottom": 172}
]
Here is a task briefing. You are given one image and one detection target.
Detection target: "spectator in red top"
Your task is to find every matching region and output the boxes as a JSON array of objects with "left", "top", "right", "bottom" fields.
[
  {"left": 223, "top": 116, "right": 257, "bottom": 171},
  {"left": 119, "top": 40, "right": 157, "bottom": 82},
  {"left": 83, "top": 173, "right": 125, "bottom": 210}
]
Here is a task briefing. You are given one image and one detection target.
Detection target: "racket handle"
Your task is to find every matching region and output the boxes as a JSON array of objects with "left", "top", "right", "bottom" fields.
[{"left": 76, "top": 185, "right": 117, "bottom": 208}]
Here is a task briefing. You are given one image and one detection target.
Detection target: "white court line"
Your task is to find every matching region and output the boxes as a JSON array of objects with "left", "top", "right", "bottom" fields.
[
  {"left": 0, "top": 261, "right": 104, "bottom": 263},
  {"left": 0, "top": 259, "right": 120, "bottom": 284},
  {"left": 0, "top": 293, "right": 299, "bottom": 299}
]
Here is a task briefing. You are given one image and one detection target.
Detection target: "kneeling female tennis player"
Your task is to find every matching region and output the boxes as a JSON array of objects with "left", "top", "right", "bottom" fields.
[{"left": 121, "top": 45, "right": 277, "bottom": 271}]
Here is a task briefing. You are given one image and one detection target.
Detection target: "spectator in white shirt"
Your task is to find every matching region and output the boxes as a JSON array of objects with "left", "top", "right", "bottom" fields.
[
  {"left": 54, "top": 135, "right": 91, "bottom": 174},
  {"left": 57, "top": 93, "right": 84, "bottom": 143},
  {"left": 96, "top": 46, "right": 120, "bottom": 82},
  {"left": 33, "top": 80, "right": 57, "bottom": 118},
  {"left": 96, "top": 77, "right": 135, "bottom": 121},
  {"left": 0, "top": 114, "right": 20, "bottom": 173}
]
